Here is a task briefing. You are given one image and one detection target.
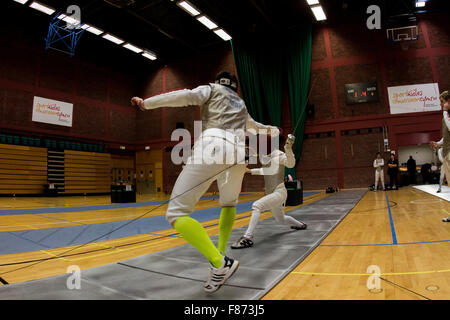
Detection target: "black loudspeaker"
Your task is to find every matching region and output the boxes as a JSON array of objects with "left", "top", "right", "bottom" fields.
[
  {"left": 111, "top": 185, "right": 136, "bottom": 203},
  {"left": 285, "top": 180, "right": 303, "bottom": 206},
  {"left": 306, "top": 104, "right": 315, "bottom": 116}
]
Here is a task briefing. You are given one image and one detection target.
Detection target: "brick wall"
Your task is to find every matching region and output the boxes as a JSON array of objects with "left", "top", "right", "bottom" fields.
[
  {"left": 0, "top": 6, "right": 145, "bottom": 147},
  {"left": 3, "top": 2, "right": 449, "bottom": 194},
  {"left": 137, "top": 42, "right": 245, "bottom": 192},
  {"left": 299, "top": 13, "right": 450, "bottom": 189},
  {"left": 140, "top": 14, "right": 450, "bottom": 192}
]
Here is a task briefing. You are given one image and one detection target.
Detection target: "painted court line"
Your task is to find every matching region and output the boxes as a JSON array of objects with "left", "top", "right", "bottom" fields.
[
  {"left": 291, "top": 269, "right": 450, "bottom": 276},
  {"left": 321, "top": 192, "right": 449, "bottom": 247},
  {"left": 385, "top": 193, "right": 397, "bottom": 245},
  {"left": 320, "top": 239, "right": 450, "bottom": 247},
  {"left": 0, "top": 193, "right": 261, "bottom": 216},
  {"left": 0, "top": 192, "right": 318, "bottom": 216}
]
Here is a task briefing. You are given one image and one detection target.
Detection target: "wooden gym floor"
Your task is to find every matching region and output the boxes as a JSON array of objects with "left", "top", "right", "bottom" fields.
[{"left": 0, "top": 186, "right": 449, "bottom": 300}]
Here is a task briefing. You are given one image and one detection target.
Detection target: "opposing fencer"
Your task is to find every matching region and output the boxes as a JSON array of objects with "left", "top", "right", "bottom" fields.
[{"left": 231, "top": 134, "right": 307, "bottom": 249}]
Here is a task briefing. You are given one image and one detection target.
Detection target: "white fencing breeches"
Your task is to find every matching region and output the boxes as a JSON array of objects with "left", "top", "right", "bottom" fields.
[
  {"left": 166, "top": 136, "right": 246, "bottom": 225},
  {"left": 442, "top": 151, "right": 450, "bottom": 192},
  {"left": 438, "top": 148, "right": 445, "bottom": 188},
  {"left": 375, "top": 170, "right": 384, "bottom": 190},
  {"left": 244, "top": 183, "right": 304, "bottom": 237}
]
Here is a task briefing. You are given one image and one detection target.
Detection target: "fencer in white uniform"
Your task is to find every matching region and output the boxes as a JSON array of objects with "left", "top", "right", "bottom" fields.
[
  {"left": 437, "top": 146, "right": 445, "bottom": 193},
  {"left": 139, "top": 82, "right": 277, "bottom": 225},
  {"left": 231, "top": 134, "right": 307, "bottom": 249},
  {"left": 131, "top": 72, "right": 279, "bottom": 293},
  {"left": 429, "top": 92, "right": 450, "bottom": 221},
  {"left": 373, "top": 152, "right": 385, "bottom": 191}
]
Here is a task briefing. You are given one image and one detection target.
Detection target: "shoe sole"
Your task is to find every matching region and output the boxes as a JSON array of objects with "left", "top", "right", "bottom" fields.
[
  {"left": 230, "top": 244, "right": 253, "bottom": 249},
  {"left": 204, "top": 260, "right": 240, "bottom": 293}
]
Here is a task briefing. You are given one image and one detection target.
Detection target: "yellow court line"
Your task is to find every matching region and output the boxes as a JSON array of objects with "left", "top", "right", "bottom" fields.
[
  {"left": 20, "top": 210, "right": 257, "bottom": 264},
  {"left": 31, "top": 210, "right": 276, "bottom": 263},
  {"left": 40, "top": 250, "right": 71, "bottom": 262},
  {"left": 0, "top": 194, "right": 321, "bottom": 231},
  {"left": 291, "top": 269, "right": 450, "bottom": 276},
  {"left": 1, "top": 193, "right": 326, "bottom": 271},
  {"left": 67, "top": 235, "right": 187, "bottom": 262},
  {"left": 91, "top": 242, "right": 124, "bottom": 252}
]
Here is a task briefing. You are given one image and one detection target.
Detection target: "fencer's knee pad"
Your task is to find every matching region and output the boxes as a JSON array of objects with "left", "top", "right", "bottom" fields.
[
  {"left": 219, "top": 199, "right": 238, "bottom": 207},
  {"left": 273, "top": 212, "right": 285, "bottom": 224},
  {"left": 166, "top": 202, "right": 189, "bottom": 226},
  {"left": 166, "top": 212, "right": 183, "bottom": 226},
  {"left": 252, "top": 201, "right": 264, "bottom": 213}
]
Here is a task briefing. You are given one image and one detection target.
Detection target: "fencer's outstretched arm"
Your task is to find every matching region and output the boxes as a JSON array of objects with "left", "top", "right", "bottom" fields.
[
  {"left": 132, "top": 85, "right": 211, "bottom": 110},
  {"left": 250, "top": 150, "right": 295, "bottom": 175},
  {"left": 282, "top": 145, "right": 296, "bottom": 169},
  {"left": 246, "top": 114, "right": 279, "bottom": 137},
  {"left": 250, "top": 157, "right": 281, "bottom": 176}
]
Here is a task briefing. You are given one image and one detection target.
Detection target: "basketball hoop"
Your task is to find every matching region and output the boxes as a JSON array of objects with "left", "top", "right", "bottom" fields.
[
  {"left": 386, "top": 25, "right": 417, "bottom": 51},
  {"left": 400, "top": 40, "right": 410, "bottom": 51}
]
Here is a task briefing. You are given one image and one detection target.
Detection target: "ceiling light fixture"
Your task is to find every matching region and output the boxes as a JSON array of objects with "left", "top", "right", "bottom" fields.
[
  {"left": 83, "top": 25, "right": 104, "bottom": 35},
  {"left": 142, "top": 51, "right": 157, "bottom": 60},
  {"left": 102, "top": 33, "right": 125, "bottom": 45},
  {"left": 57, "top": 14, "right": 80, "bottom": 26},
  {"left": 177, "top": 1, "right": 201, "bottom": 16},
  {"left": 29, "top": 1, "right": 55, "bottom": 15},
  {"left": 123, "top": 43, "right": 143, "bottom": 53},
  {"left": 310, "top": 5, "right": 327, "bottom": 21},
  {"left": 415, "top": 1, "right": 426, "bottom": 7},
  {"left": 196, "top": 15, "right": 218, "bottom": 30},
  {"left": 213, "top": 29, "right": 232, "bottom": 41}
]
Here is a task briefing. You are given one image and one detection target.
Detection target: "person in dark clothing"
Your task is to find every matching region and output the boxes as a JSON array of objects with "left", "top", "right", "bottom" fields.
[
  {"left": 407, "top": 156, "right": 416, "bottom": 185},
  {"left": 387, "top": 153, "right": 399, "bottom": 190}
]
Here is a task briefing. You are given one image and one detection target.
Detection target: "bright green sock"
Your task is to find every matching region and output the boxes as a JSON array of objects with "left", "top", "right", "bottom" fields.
[
  {"left": 217, "top": 207, "right": 236, "bottom": 254},
  {"left": 173, "top": 216, "right": 223, "bottom": 268}
]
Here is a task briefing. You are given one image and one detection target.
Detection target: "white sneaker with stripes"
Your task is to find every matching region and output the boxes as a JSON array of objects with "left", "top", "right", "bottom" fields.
[{"left": 204, "top": 256, "right": 239, "bottom": 293}]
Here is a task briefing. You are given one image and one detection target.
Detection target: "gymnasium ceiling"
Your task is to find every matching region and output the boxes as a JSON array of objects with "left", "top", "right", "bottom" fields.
[{"left": 3, "top": 0, "right": 450, "bottom": 64}]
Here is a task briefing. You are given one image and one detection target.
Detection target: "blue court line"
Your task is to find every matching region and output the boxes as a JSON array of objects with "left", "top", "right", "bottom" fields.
[
  {"left": 386, "top": 193, "right": 398, "bottom": 245},
  {"left": 0, "top": 192, "right": 319, "bottom": 255},
  {"left": 0, "top": 201, "right": 255, "bottom": 254},
  {"left": 319, "top": 193, "right": 449, "bottom": 247},
  {"left": 320, "top": 239, "right": 450, "bottom": 247},
  {"left": 0, "top": 192, "right": 318, "bottom": 217},
  {"left": 0, "top": 194, "right": 242, "bottom": 216},
  {"left": 148, "top": 232, "right": 183, "bottom": 239}
]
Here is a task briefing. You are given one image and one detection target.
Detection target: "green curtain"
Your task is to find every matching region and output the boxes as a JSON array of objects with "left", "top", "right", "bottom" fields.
[
  {"left": 260, "top": 48, "right": 283, "bottom": 127},
  {"left": 285, "top": 25, "right": 312, "bottom": 180},
  {"left": 231, "top": 25, "right": 312, "bottom": 180},
  {"left": 231, "top": 39, "right": 283, "bottom": 126}
]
